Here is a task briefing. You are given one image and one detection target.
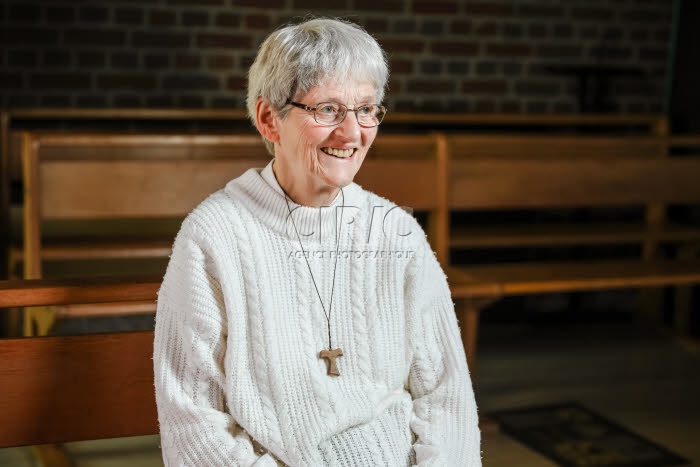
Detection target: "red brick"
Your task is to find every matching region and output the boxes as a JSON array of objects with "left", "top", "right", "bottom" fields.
[
  {"left": 226, "top": 76, "right": 247, "bottom": 91},
  {"left": 208, "top": 55, "right": 235, "bottom": 70},
  {"left": 515, "top": 80, "right": 561, "bottom": 96},
  {"left": 197, "top": 33, "right": 251, "bottom": 49},
  {"left": 150, "top": 10, "right": 176, "bottom": 26},
  {"left": 46, "top": 6, "right": 75, "bottom": 23},
  {"left": 0, "top": 73, "right": 23, "bottom": 90},
  {"left": 553, "top": 102, "right": 575, "bottom": 113},
  {"left": 4, "top": 28, "right": 59, "bottom": 45},
  {"left": 388, "top": 78, "right": 402, "bottom": 93},
  {"left": 292, "top": 0, "right": 349, "bottom": 8},
  {"left": 145, "top": 54, "right": 170, "bottom": 69},
  {"left": 390, "top": 59, "right": 414, "bottom": 74},
  {"left": 412, "top": 1, "right": 458, "bottom": 15},
  {"left": 175, "top": 54, "right": 201, "bottom": 69},
  {"left": 517, "top": 4, "right": 563, "bottom": 18},
  {"left": 474, "top": 100, "right": 496, "bottom": 113},
  {"left": 379, "top": 39, "right": 425, "bottom": 54},
  {"left": 537, "top": 45, "right": 583, "bottom": 59},
  {"left": 78, "top": 52, "right": 105, "bottom": 68},
  {"left": 621, "top": 9, "right": 664, "bottom": 22},
  {"left": 234, "top": 0, "right": 285, "bottom": 7},
  {"left": 79, "top": 6, "right": 109, "bottom": 22},
  {"left": 487, "top": 42, "right": 532, "bottom": 57},
  {"left": 475, "top": 22, "right": 498, "bottom": 36},
  {"left": 500, "top": 101, "right": 521, "bottom": 113},
  {"left": 407, "top": 79, "right": 455, "bottom": 94},
  {"left": 528, "top": 23, "right": 547, "bottom": 38},
  {"left": 571, "top": 7, "right": 613, "bottom": 21},
  {"left": 44, "top": 50, "right": 72, "bottom": 68},
  {"left": 465, "top": 2, "right": 514, "bottom": 16},
  {"left": 133, "top": 32, "right": 190, "bottom": 48},
  {"left": 98, "top": 74, "right": 157, "bottom": 90},
  {"left": 182, "top": 11, "right": 209, "bottom": 26},
  {"left": 111, "top": 53, "right": 139, "bottom": 69},
  {"left": 450, "top": 20, "right": 471, "bottom": 35},
  {"left": 589, "top": 46, "right": 632, "bottom": 60},
  {"left": 640, "top": 47, "right": 666, "bottom": 61},
  {"left": 245, "top": 14, "right": 271, "bottom": 29},
  {"left": 353, "top": 0, "right": 404, "bottom": 12},
  {"left": 215, "top": 13, "right": 241, "bottom": 27},
  {"left": 431, "top": 41, "right": 479, "bottom": 56},
  {"left": 553, "top": 24, "right": 573, "bottom": 38},
  {"left": 10, "top": 4, "right": 41, "bottom": 22},
  {"left": 462, "top": 79, "right": 508, "bottom": 94},
  {"left": 65, "top": 29, "right": 125, "bottom": 47},
  {"left": 31, "top": 73, "right": 91, "bottom": 90},
  {"left": 163, "top": 75, "right": 219, "bottom": 90},
  {"left": 41, "top": 96, "right": 71, "bottom": 107},
  {"left": 167, "top": 0, "right": 224, "bottom": 4},
  {"left": 115, "top": 8, "right": 143, "bottom": 25},
  {"left": 364, "top": 18, "right": 389, "bottom": 33},
  {"left": 9, "top": 50, "right": 37, "bottom": 67}
]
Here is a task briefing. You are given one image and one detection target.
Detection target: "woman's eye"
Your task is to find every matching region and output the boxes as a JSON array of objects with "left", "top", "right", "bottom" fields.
[
  {"left": 318, "top": 104, "right": 337, "bottom": 114},
  {"left": 358, "top": 106, "right": 373, "bottom": 115}
]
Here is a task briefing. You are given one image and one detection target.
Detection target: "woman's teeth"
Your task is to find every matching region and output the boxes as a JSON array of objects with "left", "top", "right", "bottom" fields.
[{"left": 322, "top": 147, "right": 354, "bottom": 158}]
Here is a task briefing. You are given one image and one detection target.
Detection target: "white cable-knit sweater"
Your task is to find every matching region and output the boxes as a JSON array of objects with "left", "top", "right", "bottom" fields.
[{"left": 154, "top": 162, "right": 481, "bottom": 466}]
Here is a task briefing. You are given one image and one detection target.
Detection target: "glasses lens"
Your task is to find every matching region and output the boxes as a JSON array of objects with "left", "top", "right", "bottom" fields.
[
  {"left": 356, "top": 105, "right": 386, "bottom": 127},
  {"left": 314, "top": 102, "right": 343, "bottom": 125}
]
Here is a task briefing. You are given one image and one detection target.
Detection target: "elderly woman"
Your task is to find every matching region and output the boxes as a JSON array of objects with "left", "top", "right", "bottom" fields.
[{"left": 154, "top": 18, "right": 481, "bottom": 466}]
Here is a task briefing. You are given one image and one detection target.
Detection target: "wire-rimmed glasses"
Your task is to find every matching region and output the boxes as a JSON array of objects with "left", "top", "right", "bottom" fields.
[{"left": 287, "top": 101, "right": 387, "bottom": 128}]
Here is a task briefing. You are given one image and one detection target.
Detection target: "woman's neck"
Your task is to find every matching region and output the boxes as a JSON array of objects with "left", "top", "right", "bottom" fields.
[{"left": 271, "top": 160, "right": 340, "bottom": 208}]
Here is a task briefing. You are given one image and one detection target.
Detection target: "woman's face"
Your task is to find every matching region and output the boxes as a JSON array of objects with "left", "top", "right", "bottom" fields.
[{"left": 273, "top": 81, "right": 379, "bottom": 203}]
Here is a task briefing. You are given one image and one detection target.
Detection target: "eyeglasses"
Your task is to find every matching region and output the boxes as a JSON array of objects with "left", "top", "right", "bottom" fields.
[{"left": 287, "top": 100, "right": 387, "bottom": 128}]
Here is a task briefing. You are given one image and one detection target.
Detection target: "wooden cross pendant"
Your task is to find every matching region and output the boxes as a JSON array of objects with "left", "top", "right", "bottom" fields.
[{"left": 319, "top": 348, "right": 343, "bottom": 376}]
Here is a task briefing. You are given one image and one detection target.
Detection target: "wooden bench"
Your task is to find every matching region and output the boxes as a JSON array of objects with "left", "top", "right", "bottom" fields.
[
  {"left": 445, "top": 134, "right": 700, "bottom": 372},
  {"left": 0, "top": 109, "right": 667, "bottom": 281},
  {"left": 0, "top": 276, "right": 160, "bottom": 465},
  {"left": 11, "top": 131, "right": 446, "bottom": 336}
]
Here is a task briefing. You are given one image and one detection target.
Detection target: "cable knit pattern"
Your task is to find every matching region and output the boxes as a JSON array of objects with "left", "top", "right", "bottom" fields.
[{"left": 154, "top": 162, "right": 481, "bottom": 466}]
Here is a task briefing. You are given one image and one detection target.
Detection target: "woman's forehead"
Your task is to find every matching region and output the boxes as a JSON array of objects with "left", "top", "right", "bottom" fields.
[{"left": 302, "top": 81, "right": 377, "bottom": 103}]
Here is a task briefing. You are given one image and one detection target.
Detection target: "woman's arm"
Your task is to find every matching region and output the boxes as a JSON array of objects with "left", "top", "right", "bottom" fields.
[
  {"left": 154, "top": 225, "right": 278, "bottom": 466},
  {"left": 406, "top": 244, "right": 482, "bottom": 467}
]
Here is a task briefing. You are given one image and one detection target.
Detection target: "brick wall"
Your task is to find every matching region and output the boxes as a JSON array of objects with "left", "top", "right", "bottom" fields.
[{"left": 0, "top": 0, "right": 672, "bottom": 113}]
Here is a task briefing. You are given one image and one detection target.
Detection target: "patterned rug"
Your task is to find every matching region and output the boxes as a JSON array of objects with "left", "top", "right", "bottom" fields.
[{"left": 491, "top": 402, "right": 688, "bottom": 467}]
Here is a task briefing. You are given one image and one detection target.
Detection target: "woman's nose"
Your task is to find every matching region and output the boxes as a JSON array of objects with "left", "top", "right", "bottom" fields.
[{"left": 333, "top": 111, "right": 362, "bottom": 139}]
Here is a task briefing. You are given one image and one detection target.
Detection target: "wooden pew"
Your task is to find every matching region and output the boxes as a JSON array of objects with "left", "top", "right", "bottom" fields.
[
  {"left": 1, "top": 110, "right": 666, "bottom": 287},
  {"left": 0, "top": 276, "right": 160, "bottom": 459},
  {"left": 446, "top": 135, "right": 700, "bottom": 372},
  {"left": 13, "top": 131, "right": 446, "bottom": 335}
]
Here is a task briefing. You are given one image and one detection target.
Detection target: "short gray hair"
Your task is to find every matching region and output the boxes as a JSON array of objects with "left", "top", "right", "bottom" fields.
[{"left": 247, "top": 18, "right": 389, "bottom": 154}]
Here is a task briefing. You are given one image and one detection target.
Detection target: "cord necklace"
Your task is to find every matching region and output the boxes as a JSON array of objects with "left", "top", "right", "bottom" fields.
[{"left": 283, "top": 187, "right": 345, "bottom": 377}]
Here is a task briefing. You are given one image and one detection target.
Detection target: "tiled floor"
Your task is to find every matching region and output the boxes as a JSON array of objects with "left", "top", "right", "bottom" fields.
[{"left": 1, "top": 313, "right": 698, "bottom": 466}]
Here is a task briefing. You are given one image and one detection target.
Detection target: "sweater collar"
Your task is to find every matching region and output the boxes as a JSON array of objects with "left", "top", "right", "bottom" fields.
[{"left": 226, "top": 161, "right": 363, "bottom": 245}]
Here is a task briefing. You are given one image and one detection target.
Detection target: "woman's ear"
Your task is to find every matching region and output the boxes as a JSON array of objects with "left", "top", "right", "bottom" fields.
[{"left": 255, "top": 98, "right": 280, "bottom": 144}]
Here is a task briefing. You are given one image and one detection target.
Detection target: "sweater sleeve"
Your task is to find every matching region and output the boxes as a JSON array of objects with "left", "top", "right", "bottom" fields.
[
  {"left": 406, "top": 243, "right": 482, "bottom": 467},
  {"left": 154, "top": 225, "right": 278, "bottom": 467}
]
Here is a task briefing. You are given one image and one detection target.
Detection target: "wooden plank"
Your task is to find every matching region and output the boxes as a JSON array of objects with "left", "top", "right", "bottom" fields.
[
  {"left": 55, "top": 301, "right": 156, "bottom": 318},
  {"left": 450, "top": 158, "right": 700, "bottom": 209},
  {"left": 356, "top": 159, "right": 438, "bottom": 210},
  {"left": 9, "top": 108, "right": 248, "bottom": 120},
  {"left": 41, "top": 239, "right": 173, "bottom": 260},
  {"left": 447, "top": 260, "right": 700, "bottom": 297},
  {"left": 40, "top": 159, "right": 259, "bottom": 219},
  {"left": 22, "top": 133, "right": 41, "bottom": 279},
  {"left": 450, "top": 223, "right": 700, "bottom": 248},
  {"left": 448, "top": 135, "right": 665, "bottom": 159},
  {"left": 0, "top": 276, "right": 160, "bottom": 308},
  {"left": 0, "top": 331, "right": 157, "bottom": 447}
]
